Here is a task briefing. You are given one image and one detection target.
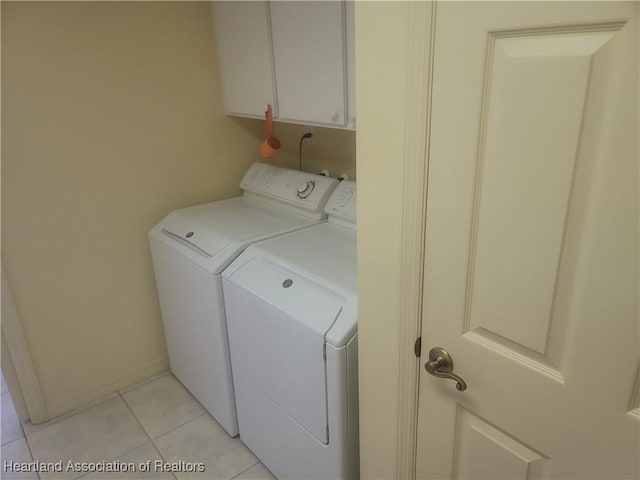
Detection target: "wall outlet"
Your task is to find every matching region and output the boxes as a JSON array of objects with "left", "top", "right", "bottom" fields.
[{"left": 304, "top": 127, "right": 315, "bottom": 146}]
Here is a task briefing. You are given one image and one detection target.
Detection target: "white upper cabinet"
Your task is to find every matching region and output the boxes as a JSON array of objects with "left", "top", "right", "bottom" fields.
[
  {"left": 270, "top": 1, "right": 347, "bottom": 127},
  {"left": 213, "top": 2, "right": 276, "bottom": 119},
  {"left": 345, "top": 1, "right": 355, "bottom": 129},
  {"left": 213, "top": 1, "right": 355, "bottom": 130}
]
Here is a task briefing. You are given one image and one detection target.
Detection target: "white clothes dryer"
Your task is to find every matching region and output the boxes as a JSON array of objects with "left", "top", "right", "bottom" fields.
[
  {"left": 222, "top": 180, "right": 358, "bottom": 479},
  {"left": 148, "top": 163, "right": 338, "bottom": 437}
]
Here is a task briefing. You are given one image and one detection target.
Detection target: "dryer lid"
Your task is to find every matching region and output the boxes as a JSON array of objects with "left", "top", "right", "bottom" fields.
[
  {"left": 228, "top": 258, "right": 341, "bottom": 339},
  {"left": 225, "top": 258, "right": 343, "bottom": 443}
]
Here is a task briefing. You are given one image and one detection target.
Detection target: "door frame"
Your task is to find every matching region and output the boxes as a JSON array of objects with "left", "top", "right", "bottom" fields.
[
  {"left": 358, "top": 2, "right": 640, "bottom": 478},
  {"left": 355, "top": 1, "right": 434, "bottom": 478},
  {"left": 395, "top": 2, "right": 436, "bottom": 479},
  {"left": 2, "top": 265, "right": 48, "bottom": 424}
]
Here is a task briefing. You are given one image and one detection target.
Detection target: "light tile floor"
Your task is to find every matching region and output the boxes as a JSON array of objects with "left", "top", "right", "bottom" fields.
[{"left": 0, "top": 371, "right": 275, "bottom": 480}]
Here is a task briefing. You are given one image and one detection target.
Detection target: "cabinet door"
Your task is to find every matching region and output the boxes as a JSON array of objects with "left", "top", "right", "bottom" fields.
[
  {"left": 213, "top": 2, "right": 276, "bottom": 118},
  {"left": 345, "top": 0, "right": 356, "bottom": 129},
  {"left": 270, "top": 1, "right": 347, "bottom": 126}
]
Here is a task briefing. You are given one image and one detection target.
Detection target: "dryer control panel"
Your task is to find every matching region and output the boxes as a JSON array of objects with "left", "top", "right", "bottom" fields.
[
  {"left": 324, "top": 180, "right": 356, "bottom": 224},
  {"left": 241, "top": 163, "right": 339, "bottom": 216}
]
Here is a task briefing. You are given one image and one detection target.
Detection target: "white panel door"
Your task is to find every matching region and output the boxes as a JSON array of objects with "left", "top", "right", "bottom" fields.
[
  {"left": 417, "top": 2, "right": 639, "bottom": 479},
  {"left": 213, "top": 2, "right": 276, "bottom": 118},
  {"left": 270, "top": 1, "right": 347, "bottom": 126}
]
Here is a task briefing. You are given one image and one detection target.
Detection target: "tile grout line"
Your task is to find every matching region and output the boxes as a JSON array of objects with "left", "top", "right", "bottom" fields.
[
  {"left": 2, "top": 389, "right": 26, "bottom": 449},
  {"left": 2, "top": 373, "right": 39, "bottom": 479},
  {"left": 25, "top": 393, "right": 146, "bottom": 480},
  {"left": 147, "top": 412, "right": 212, "bottom": 480},
  {"left": 119, "top": 374, "right": 210, "bottom": 443},
  {"left": 3, "top": 394, "right": 41, "bottom": 480},
  {"left": 17, "top": 375, "right": 220, "bottom": 480},
  {"left": 149, "top": 412, "right": 208, "bottom": 442},
  {"left": 21, "top": 374, "right": 166, "bottom": 473},
  {"left": 1, "top": 434, "right": 24, "bottom": 448},
  {"left": 74, "top": 393, "right": 158, "bottom": 480},
  {"left": 14, "top": 373, "right": 209, "bottom": 480},
  {"left": 1, "top": 391, "right": 25, "bottom": 447},
  {"left": 118, "top": 391, "right": 155, "bottom": 445},
  {"left": 149, "top": 442, "right": 178, "bottom": 480},
  {"left": 119, "top": 390, "right": 205, "bottom": 480},
  {"left": 118, "top": 389, "right": 175, "bottom": 480},
  {"left": 228, "top": 460, "right": 260, "bottom": 480},
  {"left": 23, "top": 435, "right": 42, "bottom": 480}
]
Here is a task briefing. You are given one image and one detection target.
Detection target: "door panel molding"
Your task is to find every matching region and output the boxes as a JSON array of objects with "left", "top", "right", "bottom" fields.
[
  {"left": 453, "top": 406, "right": 548, "bottom": 480},
  {"left": 463, "top": 330, "right": 565, "bottom": 384},
  {"left": 463, "top": 20, "right": 628, "bottom": 374}
]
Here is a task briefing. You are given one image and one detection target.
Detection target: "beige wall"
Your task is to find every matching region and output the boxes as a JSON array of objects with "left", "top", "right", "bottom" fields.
[
  {"left": 258, "top": 120, "right": 356, "bottom": 180},
  {"left": 1, "top": 1, "right": 355, "bottom": 420},
  {"left": 228, "top": 117, "right": 356, "bottom": 180},
  {"left": 2, "top": 1, "right": 262, "bottom": 418}
]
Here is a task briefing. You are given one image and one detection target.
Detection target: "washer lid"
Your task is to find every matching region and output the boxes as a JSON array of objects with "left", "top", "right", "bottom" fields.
[
  {"left": 160, "top": 211, "right": 229, "bottom": 258},
  {"left": 152, "top": 196, "right": 321, "bottom": 273}
]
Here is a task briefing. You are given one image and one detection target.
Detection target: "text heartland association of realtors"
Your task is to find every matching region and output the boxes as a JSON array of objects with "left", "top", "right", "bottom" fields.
[{"left": 3, "top": 460, "right": 206, "bottom": 474}]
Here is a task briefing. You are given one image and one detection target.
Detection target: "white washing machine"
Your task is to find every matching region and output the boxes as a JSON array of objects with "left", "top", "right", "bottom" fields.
[
  {"left": 148, "top": 163, "right": 338, "bottom": 437},
  {"left": 222, "top": 180, "right": 358, "bottom": 479}
]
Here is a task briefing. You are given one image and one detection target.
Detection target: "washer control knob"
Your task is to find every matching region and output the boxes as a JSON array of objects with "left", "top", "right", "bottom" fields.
[{"left": 296, "top": 181, "right": 316, "bottom": 199}]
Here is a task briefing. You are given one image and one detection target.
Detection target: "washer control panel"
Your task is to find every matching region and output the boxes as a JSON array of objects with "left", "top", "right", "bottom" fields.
[
  {"left": 240, "top": 163, "right": 339, "bottom": 215},
  {"left": 324, "top": 180, "right": 356, "bottom": 224}
]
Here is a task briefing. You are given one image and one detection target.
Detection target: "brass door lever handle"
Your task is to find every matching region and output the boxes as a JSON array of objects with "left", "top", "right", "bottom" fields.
[{"left": 424, "top": 346, "right": 467, "bottom": 391}]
